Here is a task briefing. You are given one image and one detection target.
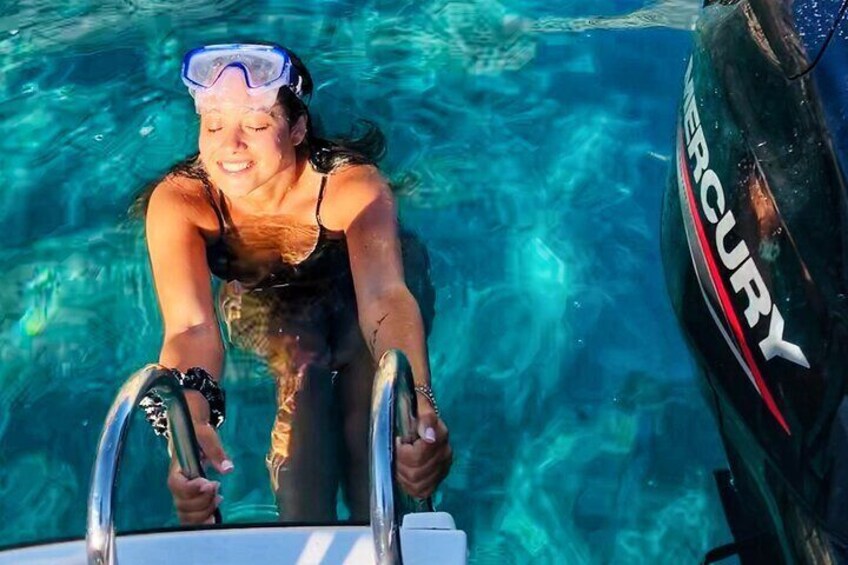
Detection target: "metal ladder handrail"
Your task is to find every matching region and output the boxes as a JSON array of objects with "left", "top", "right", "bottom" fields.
[
  {"left": 86, "top": 351, "right": 425, "bottom": 565},
  {"left": 86, "top": 364, "right": 207, "bottom": 565},
  {"left": 370, "top": 349, "right": 433, "bottom": 565}
]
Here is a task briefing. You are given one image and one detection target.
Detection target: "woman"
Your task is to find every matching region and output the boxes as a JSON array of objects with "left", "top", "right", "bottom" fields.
[{"left": 137, "top": 43, "right": 452, "bottom": 524}]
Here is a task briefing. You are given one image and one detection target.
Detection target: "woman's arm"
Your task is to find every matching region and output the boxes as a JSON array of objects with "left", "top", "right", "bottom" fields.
[
  {"left": 146, "top": 178, "right": 225, "bottom": 415},
  {"left": 330, "top": 168, "right": 432, "bottom": 399},
  {"left": 328, "top": 166, "right": 451, "bottom": 497},
  {"left": 146, "top": 176, "right": 234, "bottom": 506}
]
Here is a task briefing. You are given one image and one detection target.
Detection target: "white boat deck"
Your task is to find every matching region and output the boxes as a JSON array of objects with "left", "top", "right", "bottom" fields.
[{"left": 0, "top": 512, "right": 467, "bottom": 565}]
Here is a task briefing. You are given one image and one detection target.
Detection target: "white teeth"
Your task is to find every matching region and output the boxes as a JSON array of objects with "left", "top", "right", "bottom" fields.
[{"left": 220, "top": 161, "right": 252, "bottom": 172}]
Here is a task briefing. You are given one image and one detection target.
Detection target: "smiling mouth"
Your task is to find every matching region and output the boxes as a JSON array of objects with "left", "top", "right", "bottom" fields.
[{"left": 218, "top": 161, "right": 254, "bottom": 174}]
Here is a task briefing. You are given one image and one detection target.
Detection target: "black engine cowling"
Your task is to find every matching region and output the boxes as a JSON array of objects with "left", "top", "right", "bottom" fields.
[{"left": 660, "top": 1, "right": 848, "bottom": 562}]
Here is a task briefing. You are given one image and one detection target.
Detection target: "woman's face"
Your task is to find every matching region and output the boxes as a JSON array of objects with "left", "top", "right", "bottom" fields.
[{"left": 196, "top": 69, "right": 304, "bottom": 198}]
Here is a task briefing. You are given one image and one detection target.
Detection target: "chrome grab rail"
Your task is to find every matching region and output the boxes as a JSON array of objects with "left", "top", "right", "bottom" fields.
[
  {"left": 86, "top": 364, "right": 208, "bottom": 565},
  {"left": 370, "top": 350, "right": 433, "bottom": 565},
  {"left": 87, "top": 353, "right": 428, "bottom": 565}
]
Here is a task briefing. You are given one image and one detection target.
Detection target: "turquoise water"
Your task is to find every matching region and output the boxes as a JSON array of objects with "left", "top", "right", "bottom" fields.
[{"left": 0, "top": 0, "right": 734, "bottom": 562}]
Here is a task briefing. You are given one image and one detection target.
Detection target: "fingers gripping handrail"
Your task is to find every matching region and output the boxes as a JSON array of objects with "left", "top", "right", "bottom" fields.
[
  {"left": 86, "top": 364, "right": 207, "bottom": 565},
  {"left": 370, "top": 350, "right": 433, "bottom": 565}
]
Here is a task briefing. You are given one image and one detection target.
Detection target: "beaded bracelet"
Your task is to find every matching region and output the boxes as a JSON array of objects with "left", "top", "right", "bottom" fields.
[
  {"left": 414, "top": 384, "right": 440, "bottom": 418},
  {"left": 140, "top": 367, "right": 226, "bottom": 439}
]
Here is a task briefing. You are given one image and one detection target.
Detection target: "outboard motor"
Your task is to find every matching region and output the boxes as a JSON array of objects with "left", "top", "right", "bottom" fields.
[{"left": 661, "top": 1, "right": 848, "bottom": 563}]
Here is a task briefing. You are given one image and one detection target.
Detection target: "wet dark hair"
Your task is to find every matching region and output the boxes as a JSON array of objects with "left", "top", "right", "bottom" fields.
[
  {"left": 130, "top": 42, "right": 385, "bottom": 217},
  {"left": 280, "top": 47, "right": 386, "bottom": 173}
]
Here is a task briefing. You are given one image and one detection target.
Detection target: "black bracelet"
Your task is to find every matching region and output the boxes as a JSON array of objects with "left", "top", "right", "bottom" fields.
[
  {"left": 140, "top": 367, "right": 226, "bottom": 438},
  {"left": 182, "top": 367, "right": 227, "bottom": 428}
]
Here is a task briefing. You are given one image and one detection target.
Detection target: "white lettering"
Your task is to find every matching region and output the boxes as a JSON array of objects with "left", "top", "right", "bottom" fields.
[
  {"left": 759, "top": 307, "right": 811, "bottom": 368},
  {"left": 684, "top": 93, "right": 700, "bottom": 142},
  {"left": 687, "top": 124, "right": 710, "bottom": 184},
  {"left": 729, "top": 257, "right": 773, "bottom": 328},
  {"left": 716, "top": 211, "right": 749, "bottom": 270},
  {"left": 701, "top": 169, "right": 725, "bottom": 225},
  {"left": 684, "top": 66, "right": 808, "bottom": 372}
]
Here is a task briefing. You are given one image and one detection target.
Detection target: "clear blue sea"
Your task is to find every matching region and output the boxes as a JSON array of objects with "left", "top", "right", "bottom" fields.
[{"left": 0, "top": 0, "right": 734, "bottom": 562}]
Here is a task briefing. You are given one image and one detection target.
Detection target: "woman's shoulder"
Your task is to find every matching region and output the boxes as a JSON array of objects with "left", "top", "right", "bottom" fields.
[
  {"left": 150, "top": 173, "right": 207, "bottom": 202},
  {"left": 324, "top": 163, "right": 390, "bottom": 202},
  {"left": 145, "top": 174, "right": 219, "bottom": 233},
  {"left": 320, "top": 164, "right": 394, "bottom": 230}
]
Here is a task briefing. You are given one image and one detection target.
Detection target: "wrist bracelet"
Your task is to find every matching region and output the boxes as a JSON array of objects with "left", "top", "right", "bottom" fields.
[
  {"left": 414, "top": 384, "right": 440, "bottom": 418},
  {"left": 140, "top": 367, "right": 226, "bottom": 438}
]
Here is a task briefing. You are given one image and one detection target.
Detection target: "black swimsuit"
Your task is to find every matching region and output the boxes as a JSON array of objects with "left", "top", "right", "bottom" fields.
[{"left": 201, "top": 174, "right": 352, "bottom": 291}]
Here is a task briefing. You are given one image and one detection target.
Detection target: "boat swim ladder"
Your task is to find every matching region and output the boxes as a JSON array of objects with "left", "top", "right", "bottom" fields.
[
  {"left": 85, "top": 365, "right": 209, "bottom": 565},
  {"left": 86, "top": 350, "right": 425, "bottom": 565},
  {"left": 370, "top": 350, "right": 434, "bottom": 565}
]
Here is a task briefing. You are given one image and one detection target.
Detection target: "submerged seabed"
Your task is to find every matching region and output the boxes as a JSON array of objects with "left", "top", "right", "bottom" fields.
[{"left": 0, "top": 0, "right": 730, "bottom": 562}]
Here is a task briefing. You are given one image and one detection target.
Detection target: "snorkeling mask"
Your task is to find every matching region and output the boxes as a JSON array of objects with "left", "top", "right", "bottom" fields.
[{"left": 181, "top": 44, "right": 305, "bottom": 113}]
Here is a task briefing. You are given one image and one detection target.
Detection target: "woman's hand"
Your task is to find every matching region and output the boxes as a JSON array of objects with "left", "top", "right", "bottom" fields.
[
  {"left": 395, "top": 404, "right": 452, "bottom": 499},
  {"left": 166, "top": 391, "right": 234, "bottom": 525}
]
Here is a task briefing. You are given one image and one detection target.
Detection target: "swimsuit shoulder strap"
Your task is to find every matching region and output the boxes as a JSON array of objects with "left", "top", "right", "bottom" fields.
[
  {"left": 200, "top": 178, "right": 226, "bottom": 240},
  {"left": 315, "top": 173, "right": 329, "bottom": 230}
]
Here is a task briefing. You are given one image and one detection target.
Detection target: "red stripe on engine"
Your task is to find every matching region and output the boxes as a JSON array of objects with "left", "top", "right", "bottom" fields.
[{"left": 678, "top": 129, "right": 790, "bottom": 435}]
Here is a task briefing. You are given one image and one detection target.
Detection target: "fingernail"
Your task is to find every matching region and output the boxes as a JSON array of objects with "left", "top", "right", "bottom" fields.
[
  {"left": 200, "top": 481, "right": 215, "bottom": 493},
  {"left": 424, "top": 427, "right": 436, "bottom": 443},
  {"left": 215, "top": 495, "right": 224, "bottom": 505},
  {"left": 221, "top": 460, "right": 234, "bottom": 472}
]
